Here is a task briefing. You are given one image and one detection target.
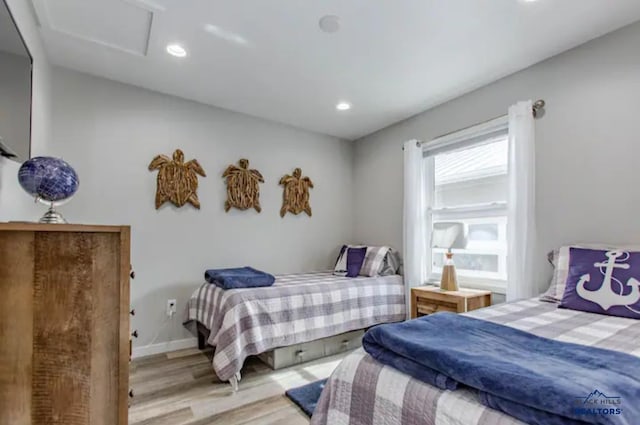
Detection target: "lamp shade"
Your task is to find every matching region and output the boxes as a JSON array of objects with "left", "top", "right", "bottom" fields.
[{"left": 431, "top": 222, "right": 467, "bottom": 249}]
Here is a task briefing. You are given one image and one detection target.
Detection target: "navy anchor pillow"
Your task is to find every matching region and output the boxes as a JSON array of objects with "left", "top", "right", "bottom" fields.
[{"left": 560, "top": 247, "right": 640, "bottom": 319}]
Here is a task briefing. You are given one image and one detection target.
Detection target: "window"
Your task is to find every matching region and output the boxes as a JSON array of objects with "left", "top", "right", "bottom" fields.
[{"left": 424, "top": 118, "right": 509, "bottom": 292}]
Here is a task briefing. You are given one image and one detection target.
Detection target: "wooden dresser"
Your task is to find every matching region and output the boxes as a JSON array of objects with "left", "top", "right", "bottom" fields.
[{"left": 0, "top": 223, "right": 131, "bottom": 425}]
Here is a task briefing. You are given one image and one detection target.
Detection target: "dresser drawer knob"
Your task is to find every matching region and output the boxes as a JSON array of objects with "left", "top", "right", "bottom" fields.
[
  {"left": 341, "top": 340, "right": 350, "bottom": 347},
  {"left": 130, "top": 309, "right": 135, "bottom": 316},
  {"left": 129, "top": 389, "right": 134, "bottom": 398},
  {"left": 131, "top": 330, "right": 139, "bottom": 338},
  {"left": 295, "top": 349, "right": 306, "bottom": 357}
]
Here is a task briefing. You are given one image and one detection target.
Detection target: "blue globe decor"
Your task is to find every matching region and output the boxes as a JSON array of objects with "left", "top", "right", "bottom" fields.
[{"left": 18, "top": 156, "right": 79, "bottom": 223}]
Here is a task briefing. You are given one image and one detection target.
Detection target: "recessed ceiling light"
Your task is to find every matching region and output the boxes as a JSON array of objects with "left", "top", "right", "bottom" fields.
[
  {"left": 166, "top": 43, "right": 187, "bottom": 58},
  {"left": 319, "top": 15, "right": 341, "bottom": 33},
  {"left": 336, "top": 102, "right": 351, "bottom": 111}
]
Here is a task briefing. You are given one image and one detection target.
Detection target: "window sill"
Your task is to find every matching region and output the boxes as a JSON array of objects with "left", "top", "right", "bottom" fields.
[{"left": 427, "top": 278, "right": 506, "bottom": 295}]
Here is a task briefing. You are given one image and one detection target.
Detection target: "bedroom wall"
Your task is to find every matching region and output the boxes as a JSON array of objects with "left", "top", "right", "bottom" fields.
[
  {"left": 0, "top": 51, "right": 32, "bottom": 160},
  {"left": 353, "top": 21, "right": 640, "bottom": 297},
  {"left": 46, "top": 67, "right": 354, "bottom": 353},
  {"left": 0, "top": 0, "right": 52, "bottom": 221}
]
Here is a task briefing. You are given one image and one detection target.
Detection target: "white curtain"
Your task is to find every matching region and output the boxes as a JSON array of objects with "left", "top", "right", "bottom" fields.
[
  {"left": 403, "top": 139, "right": 430, "bottom": 316},
  {"left": 507, "top": 101, "right": 537, "bottom": 301}
]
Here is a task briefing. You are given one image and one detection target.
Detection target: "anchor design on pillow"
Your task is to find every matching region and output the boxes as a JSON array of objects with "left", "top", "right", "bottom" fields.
[{"left": 577, "top": 251, "right": 640, "bottom": 310}]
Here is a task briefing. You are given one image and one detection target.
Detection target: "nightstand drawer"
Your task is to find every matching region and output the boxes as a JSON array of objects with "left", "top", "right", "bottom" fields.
[
  {"left": 416, "top": 298, "right": 458, "bottom": 315},
  {"left": 411, "top": 286, "right": 492, "bottom": 319}
]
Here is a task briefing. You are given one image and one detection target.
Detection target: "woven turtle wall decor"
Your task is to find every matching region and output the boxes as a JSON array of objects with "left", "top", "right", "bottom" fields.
[
  {"left": 279, "top": 167, "right": 314, "bottom": 217},
  {"left": 222, "top": 158, "right": 264, "bottom": 212},
  {"left": 148, "top": 149, "right": 206, "bottom": 209}
]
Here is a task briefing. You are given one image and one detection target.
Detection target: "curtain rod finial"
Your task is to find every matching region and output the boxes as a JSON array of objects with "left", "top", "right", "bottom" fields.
[{"left": 533, "top": 99, "right": 545, "bottom": 118}]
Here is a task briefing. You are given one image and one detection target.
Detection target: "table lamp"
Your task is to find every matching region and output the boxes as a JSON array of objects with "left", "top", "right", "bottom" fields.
[{"left": 431, "top": 222, "right": 468, "bottom": 291}]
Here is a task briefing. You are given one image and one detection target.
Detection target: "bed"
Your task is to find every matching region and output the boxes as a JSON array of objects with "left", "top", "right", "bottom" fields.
[
  {"left": 185, "top": 271, "right": 405, "bottom": 385},
  {"left": 311, "top": 297, "right": 640, "bottom": 425}
]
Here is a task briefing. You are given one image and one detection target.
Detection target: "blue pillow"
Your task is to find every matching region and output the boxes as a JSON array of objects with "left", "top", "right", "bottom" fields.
[
  {"left": 346, "top": 247, "right": 367, "bottom": 278},
  {"left": 559, "top": 247, "right": 640, "bottom": 319}
]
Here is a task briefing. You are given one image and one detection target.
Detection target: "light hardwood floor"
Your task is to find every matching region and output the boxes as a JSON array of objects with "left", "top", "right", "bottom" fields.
[{"left": 129, "top": 348, "right": 348, "bottom": 425}]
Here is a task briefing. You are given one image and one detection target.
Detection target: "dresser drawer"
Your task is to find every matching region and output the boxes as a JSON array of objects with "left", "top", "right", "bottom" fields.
[
  {"left": 322, "top": 329, "right": 364, "bottom": 357},
  {"left": 258, "top": 329, "right": 364, "bottom": 370},
  {"left": 258, "top": 341, "right": 324, "bottom": 369}
]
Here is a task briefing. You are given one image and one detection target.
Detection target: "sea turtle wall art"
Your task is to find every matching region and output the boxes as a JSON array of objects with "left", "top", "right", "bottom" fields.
[
  {"left": 279, "top": 167, "right": 313, "bottom": 217},
  {"left": 222, "top": 158, "right": 264, "bottom": 212},
  {"left": 148, "top": 149, "right": 206, "bottom": 209}
]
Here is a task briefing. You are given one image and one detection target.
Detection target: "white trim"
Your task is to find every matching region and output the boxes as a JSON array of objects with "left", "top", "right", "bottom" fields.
[
  {"left": 131, "top": 337, "right": 198, "bottom": 359},
  {"left": 423, "top": 116, "right": 508, "bottom": 156},
  {"left": 428, "top": 277, "right": 506, "bottom": 295},
  {"left": 431, "top": 202, "right": 507, "bottom": 217},
  {"left": 31, "top": 0, "right": 155, "bottom": 57}
]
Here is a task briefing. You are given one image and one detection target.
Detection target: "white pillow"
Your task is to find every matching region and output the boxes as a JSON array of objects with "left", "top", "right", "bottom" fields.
[
  {"left": 333, "top": 246, "right": 348, "bottom": 277},
  {"left": 359, "top": 246, "right": 391, "bottom": 277}
]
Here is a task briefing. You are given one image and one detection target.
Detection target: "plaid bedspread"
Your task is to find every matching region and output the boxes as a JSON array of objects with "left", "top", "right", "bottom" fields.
[
  {"left": 186, "top": 271, "right": 405, "bottom": 382},
  {"left": 312, "top": 298, "right": 640, "bottom": 425}
]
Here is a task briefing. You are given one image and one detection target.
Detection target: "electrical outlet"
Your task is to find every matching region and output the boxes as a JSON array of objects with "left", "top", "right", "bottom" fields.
[{"left": 167, "top": 299, "right": 177, "bottom": 317}]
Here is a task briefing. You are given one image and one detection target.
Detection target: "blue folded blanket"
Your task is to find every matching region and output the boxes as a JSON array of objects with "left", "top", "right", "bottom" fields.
[
  {"left": 204, "top": 266, "right": 275, "bottom": 290},
  {"left": 363, "top": 313, "right": 640, "bottom": 425}
]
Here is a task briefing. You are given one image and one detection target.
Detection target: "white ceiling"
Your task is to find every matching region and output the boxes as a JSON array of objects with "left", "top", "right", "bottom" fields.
[{"left": 31, "top": 0, "right": 640, "bottom": 140}]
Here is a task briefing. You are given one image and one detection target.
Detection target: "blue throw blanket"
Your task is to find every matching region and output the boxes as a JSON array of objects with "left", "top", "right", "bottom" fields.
[
  {"left": 204, "top": 266, "right": 275, "bottom": 290},
  {"left": 363, "top": 313, "right": 640, "bottom": 425}
]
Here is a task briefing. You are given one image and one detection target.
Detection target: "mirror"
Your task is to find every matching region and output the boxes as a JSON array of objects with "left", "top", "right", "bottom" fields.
[{"left": 0, "top": 0, "right": 32, "bottom": 162}]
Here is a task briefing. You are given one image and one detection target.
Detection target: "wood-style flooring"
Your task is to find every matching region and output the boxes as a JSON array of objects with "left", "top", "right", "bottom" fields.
[{"left": 129, "top": 347, "right": 348, "bottom": 425}]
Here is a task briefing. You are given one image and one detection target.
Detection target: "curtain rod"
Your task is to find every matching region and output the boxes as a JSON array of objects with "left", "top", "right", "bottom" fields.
[{"left": 408, "top": 99, "right": 545, "bottom": 149}]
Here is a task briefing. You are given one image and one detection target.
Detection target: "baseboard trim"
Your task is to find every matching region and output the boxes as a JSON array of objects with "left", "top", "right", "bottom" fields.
[{"left": 132, "top": 337, "right": 198, "bottom": 359}]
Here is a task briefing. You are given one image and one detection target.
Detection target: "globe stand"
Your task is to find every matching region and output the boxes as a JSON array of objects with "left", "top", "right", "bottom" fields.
[{"left": 39, "top": 205, "right": 67, "bottom": 224}]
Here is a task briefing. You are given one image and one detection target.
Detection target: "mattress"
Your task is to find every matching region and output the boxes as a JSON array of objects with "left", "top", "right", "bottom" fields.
[
  {"left": 186, "top": 271, "right": 405, "bottom": 382},
  {"left": 311, "top": 298, "right": 640, "bottom": 425}
]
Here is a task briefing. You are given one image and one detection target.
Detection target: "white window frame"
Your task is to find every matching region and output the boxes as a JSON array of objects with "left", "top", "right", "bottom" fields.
[
  {"left": 423, "top": 117, "right": 509, "bottom": 294},
  {"left": 431, "top": 215, "right": 507, "bottom": 293}
]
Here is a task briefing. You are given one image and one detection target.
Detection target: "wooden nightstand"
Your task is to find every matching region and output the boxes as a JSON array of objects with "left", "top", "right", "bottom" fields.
[{"left": 411, "top": 286, "right": 492, "bottom": 319}]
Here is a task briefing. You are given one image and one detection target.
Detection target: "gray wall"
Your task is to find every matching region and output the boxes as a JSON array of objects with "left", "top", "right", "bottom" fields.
[
  {"left": 47, "top": 67, "right": 354, "bottom": 349},
  {"left": 0, "top": 51, "right": 31, "bottom": 160},
  {"left": 0, "top": 0, "right": 52, "bottom": 221},
  {"left": 353, "top": 21, "right": 640, "bottom": 293}
]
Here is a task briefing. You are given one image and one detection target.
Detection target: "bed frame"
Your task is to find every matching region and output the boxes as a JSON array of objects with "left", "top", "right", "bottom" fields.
[{"left": 197, "top": 322, "right": 210, "bottom": 350}]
